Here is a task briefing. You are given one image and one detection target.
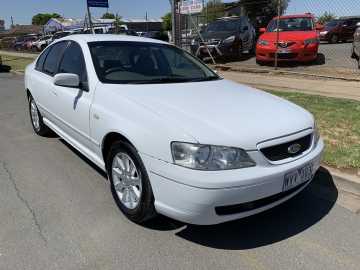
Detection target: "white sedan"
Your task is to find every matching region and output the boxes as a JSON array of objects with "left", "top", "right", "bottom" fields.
[{"left": 25, "top": 35, "right": 324, "bottom": 225}]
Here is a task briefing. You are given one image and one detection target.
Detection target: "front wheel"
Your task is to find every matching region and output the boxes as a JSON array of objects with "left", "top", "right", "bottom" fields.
[
  {"left": 107, "top": 141, "right": 156, "bottom": 224},
  {"left": 329, "top": 35, "right": 339, "bottom": 44},
  {"left": 28, "top": 95, "right": 51, "bottom": 136}
]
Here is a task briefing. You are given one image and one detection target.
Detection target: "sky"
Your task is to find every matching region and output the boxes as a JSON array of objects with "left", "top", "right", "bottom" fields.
[{"left": 1, "top": 0, "right": 360, "bottom": 28}]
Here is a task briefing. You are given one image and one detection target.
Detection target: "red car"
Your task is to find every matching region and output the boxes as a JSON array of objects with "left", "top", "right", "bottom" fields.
[{"left": 256, "top": 14, "right": 320, "bottom": 64}]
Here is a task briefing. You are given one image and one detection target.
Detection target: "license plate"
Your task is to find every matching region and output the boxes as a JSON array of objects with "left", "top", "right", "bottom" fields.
[
  {"left": 283, "top": 164, "right": 313, "bottom": 192},
  {"left": 277, "top": 49, "right": 291, "bottom": 54}
]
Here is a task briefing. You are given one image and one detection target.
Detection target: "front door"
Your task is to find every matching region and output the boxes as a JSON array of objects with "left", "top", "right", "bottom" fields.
[{"left": 51, "top": 41, "right": 93, "bottom": 150}]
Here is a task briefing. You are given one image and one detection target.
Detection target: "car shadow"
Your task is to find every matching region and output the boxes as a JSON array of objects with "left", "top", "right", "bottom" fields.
[
  {"left": 173, "top": 168, "right": 337, "bottom": 250},
  {"left": 0, "top": 64, "right": 11, "bottom": 73},
  {"left": 55, "top": 137, "right": 338, "bottom": 247}
]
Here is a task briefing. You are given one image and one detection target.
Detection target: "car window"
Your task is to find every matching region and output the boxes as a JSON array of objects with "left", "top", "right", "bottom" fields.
[
  {"left": 89, "top": 41, "right": 219, "bottom": 84},
  {"left": 43, "top": 41, "right": 67, "bottom": 76},
  {"left": 58, "top": 42, "right": 87, "bottom": 83},
  {"left": 267, "top": 17, "right": 314, "bottom": 32},
  {"left": 35, "top": 46, "right": 52, "bottom": 71}
]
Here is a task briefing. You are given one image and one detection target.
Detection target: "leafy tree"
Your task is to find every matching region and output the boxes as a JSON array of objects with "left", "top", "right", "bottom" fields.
[
  {"left": 317, "top": 11, "right": 337, "bottom": 25},
  {"left": 32, "top": 13, "right": 62, "bottom": 25},
  {"left": 162, "top": 12, "right": 172, "bottom": 31},
  {"left": 101, "top": 12, "right": 116, "bottom": 19},
  {"left": 236, "top": 0, "right": 291, "bottom": 28},
  {"left": 202, "top": 0, "right": 225, "bottom": 23}
]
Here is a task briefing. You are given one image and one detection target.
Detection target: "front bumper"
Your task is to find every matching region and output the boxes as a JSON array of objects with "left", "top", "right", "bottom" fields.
[
  {"left": 141, "top": 139, "right": 324, "bottom": 225},
  {"left": 256, "top": 43, "right": 319, "bottom": 62},
  {"left": 191, "top": 42, "right": 238, "bottom": 59}
]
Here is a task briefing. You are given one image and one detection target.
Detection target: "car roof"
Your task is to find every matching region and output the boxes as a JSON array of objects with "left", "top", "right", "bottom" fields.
[
  {"left": 275, "top": 14, "right": 315, "bottom": 19},
  {"left": 55, "top": 34, "right": 168, "bottom": 45}
]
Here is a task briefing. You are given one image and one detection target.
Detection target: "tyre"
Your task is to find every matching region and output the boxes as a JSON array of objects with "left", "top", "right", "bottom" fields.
[
  {"left": 28, "top": 95, "right": 51, "bottom": 136},
  {"left": 329, "top": 35, "right": 339, "bottom": 44},
  {"left": 256, "top": 58, "right": 266, "bottom": 66},
  {"left": 107, "top": 141, "right": 156, "bottom": 224},
  {"left": 358, "top": 58, "right": 360, "bottom": 69}
]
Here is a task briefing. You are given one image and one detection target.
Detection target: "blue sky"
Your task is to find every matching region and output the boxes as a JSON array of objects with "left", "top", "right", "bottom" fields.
[{"left": 1, "top": 0, "right": 360, "bottom": 28}]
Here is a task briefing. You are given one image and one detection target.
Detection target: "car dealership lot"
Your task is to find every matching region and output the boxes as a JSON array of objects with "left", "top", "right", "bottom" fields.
[
  {"left": 219, "top": 42, "right": 359, "bottom": 79},
  {"left": 0, "top": 73, "right": 359, "bottom": 270}
]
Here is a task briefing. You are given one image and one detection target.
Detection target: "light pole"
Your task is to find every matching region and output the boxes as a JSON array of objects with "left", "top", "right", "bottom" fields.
[{"left": 274, "top": 0, "right": 281, "bottom": 70}]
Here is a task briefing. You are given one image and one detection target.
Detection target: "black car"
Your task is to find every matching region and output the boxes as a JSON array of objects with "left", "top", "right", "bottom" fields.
[
  {"left": 191, "top": 16, "right": 256, "bottom": 60},
  {"left": 320, "top": 16, "right": 360, "bottom": 43}
]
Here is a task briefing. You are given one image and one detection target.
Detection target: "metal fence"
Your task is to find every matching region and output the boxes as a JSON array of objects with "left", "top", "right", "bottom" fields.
[{"left": 173, "top": 0, "right": 360, "bottom": 77}]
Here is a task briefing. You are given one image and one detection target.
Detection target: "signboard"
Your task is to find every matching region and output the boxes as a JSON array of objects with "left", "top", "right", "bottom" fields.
[
  {"left": 87, "top": 0, "right": 109, "bottom": 8},
  {"left": 179, "top": 0, "right": 203, "bottom": 14}
]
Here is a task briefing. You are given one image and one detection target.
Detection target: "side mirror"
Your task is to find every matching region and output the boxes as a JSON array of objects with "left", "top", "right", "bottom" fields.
[
  {"left": 54, "top": 73, "right": 80, "bottom": 88},
  {"left": 259, "top": 28, "right": 266, "bottom": 33}
]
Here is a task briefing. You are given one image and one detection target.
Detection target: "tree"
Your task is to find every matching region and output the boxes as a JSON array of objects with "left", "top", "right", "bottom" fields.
[
  {"left": 238, "top": 0, "right": 291, "bottom": 28},
  {"left": 202, "top": 0, "right": 225, "bottom": 23},
  {"left": 317, "top": 11, "right": 337, "bottom": 25},
  {"left": 32, "top": 13, "right": 62, "bottom": 25},
  {"left": 101, "top": 12, "right": 116, "bottom": 19},
  {"left": 162, "top": 12, "right": 172, "bottom": 31}
]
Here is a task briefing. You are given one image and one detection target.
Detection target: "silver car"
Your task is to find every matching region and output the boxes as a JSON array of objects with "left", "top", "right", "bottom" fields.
[{"left": 352, "top": 22, "right": 360, "bottom": 69}]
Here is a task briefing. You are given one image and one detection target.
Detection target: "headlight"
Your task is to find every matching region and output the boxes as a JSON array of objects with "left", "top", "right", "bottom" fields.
[
  {"left": 257, "top": 39, "right": 269, "bottom": 46},
  {"left": 223, "top": 35, "right": 236, "bottom": 44},
  {"left": 304, "top": 38, "right": 320, "bottom": 45},
  {"left": 313, "top": 122, "right": 320, "bottom": 147},
  {"left": 320, "top": 31, "right": 328, "bottom": 35},
  {"left": 171, "top": 142, "right": 256, "bottom": 170}
]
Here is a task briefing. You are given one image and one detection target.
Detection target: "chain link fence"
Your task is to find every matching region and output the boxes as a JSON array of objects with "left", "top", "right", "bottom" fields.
[{"left": 173, "top": 0, "right": 360, "bottom": 77}]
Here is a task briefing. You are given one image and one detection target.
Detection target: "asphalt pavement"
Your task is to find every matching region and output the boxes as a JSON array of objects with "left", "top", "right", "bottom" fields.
[
  {"left": 0, "top": 73, "right": 359, "bottom": 270},
  {"left": 217, "top": 42, "right": 359, "bottom": 79}
]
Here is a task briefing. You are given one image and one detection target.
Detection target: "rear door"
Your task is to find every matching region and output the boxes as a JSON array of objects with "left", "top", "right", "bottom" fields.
[
  {"left": 30, "top": 41, "right": 67, "bottom": 121},
  {"left": 51, "top": 41, "right": 93, "bottom": 150}
]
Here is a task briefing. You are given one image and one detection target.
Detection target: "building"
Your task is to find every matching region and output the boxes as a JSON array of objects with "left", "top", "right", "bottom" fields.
[
  {"left": 44, "top": 18, "right": 85, "bottom": 33},
  {"left": 0, "top": 20, "right": 5, "bottom": 32},
  {"left": 121, "top": 19, "right": 163, "bottom": 32}
]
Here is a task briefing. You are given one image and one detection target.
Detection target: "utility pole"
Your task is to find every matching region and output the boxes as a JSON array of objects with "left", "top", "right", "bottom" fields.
[
  {"left": 87, "top": 4, "right": 95, "bottom": 34},
  {"left": 10, "top": 16, "right": 14, "bottom": 28},
  {"left": 274, "top": 0, "right": 281, "bottom": 70}
]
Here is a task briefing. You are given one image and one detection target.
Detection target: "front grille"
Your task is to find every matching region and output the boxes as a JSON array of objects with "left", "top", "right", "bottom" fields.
[
  {"left": 274, "top": 41, "right": 296, "bottom": 48},
  {"left": 215, "top": 180, "right": 310, "bottom": 216},
  {"left": 270, "top": 53, "right": 298, "bottom": 59},
  {"left": 260, "top": 134, "right": 312, "bottom": 161},
  {"left": 200, "top": 39, "right": 221, "bottom": 46}
]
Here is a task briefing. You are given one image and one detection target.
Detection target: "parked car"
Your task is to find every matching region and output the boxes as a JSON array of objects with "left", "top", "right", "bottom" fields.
[
  {"left": 319, "top": 16, "right": 360, "bottom": 43},
  {"left": 25, "top": 35, "right": 324, "bottom": 225},
  {"left": 256, "top": 14, "right": 320, "bottom": 64},
  {"left": 12, "top": 34, "right": 38, "bottom": 51},
  {"left": 191, "top": 16, "right": 256, "bottom": 60},
  {"left": 32, "top": 35, "right": 53, "bottom": 51},
  {"left": 351, "top": 22, "right": 360, "bottom": 69},
  {"left": 51, "top": 31, "right": 73, "bottom": 42},
  {"left": 0, "top": 37, "right": 16, "bottom": 50}
]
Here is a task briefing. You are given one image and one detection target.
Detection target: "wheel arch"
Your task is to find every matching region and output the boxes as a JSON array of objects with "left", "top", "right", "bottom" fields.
[{"left": 101, "top": 132, "right": 137, "bottom": 166}]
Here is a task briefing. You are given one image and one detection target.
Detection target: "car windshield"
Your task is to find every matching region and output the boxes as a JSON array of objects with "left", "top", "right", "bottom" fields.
[
  {"left": 267, "top": 17, "right": 314, "bottom": 32},
  {"left": 325, "top": 20, "right": 342, "bottom": 27},
  {"left": 88, "top": 41, "right": 220, "bottom": 84},
  {"left": 206, "top": 20, "right": 240, "bottom": 32}
]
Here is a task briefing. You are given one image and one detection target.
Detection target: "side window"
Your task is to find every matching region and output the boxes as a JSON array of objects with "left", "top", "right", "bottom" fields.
[
  {"left": 43, "top": 41, "right": 67, "bottom": 76},
  {"left": 58, "top": 42, "right": 87, "bottom": 83},
  {"left": 35, "top": 46, "right": 52, "bottom": 71}
]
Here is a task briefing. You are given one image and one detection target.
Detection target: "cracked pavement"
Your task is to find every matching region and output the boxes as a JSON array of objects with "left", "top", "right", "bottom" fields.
[{"left": 0, "top": 73, "right": 359, "bottom": 270}]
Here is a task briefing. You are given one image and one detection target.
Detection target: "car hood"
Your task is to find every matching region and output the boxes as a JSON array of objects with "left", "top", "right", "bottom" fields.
[
  {"left": 260, "top": 31, "right": 317, "bottom": 42},
  {"left": 201, "top": 31, "right": 237, "bottom": 41},
  {"left": 113, "top": 80, "right": 314, "bottom": 150}
]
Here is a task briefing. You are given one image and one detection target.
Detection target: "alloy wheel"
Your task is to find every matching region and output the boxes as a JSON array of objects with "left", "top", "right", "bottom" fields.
[
  {"left": 111, "top": 152, "right": 142, "bottom": 210},
  {"left": 30, "top": 99, "right": 40, "bottom": 131}
]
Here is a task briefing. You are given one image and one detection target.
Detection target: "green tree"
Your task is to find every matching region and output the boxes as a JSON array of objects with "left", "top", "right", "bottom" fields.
[
  {"left": 202, "top": 0, "right": 225, "bottom": 23},
  {"left": 317, "top": 11, "right": 337, "bottom": 25},
  {"left": 32, "top": 13, "right": 62, "bottom": 25},
  {"left": 162, "top": 12, "right": 172, "bottom": 31},
  {"left": 101, "top": 12, "right": 116, "bottom": 19}
]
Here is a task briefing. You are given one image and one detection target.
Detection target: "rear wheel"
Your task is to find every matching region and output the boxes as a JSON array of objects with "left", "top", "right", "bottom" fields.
[
  {"left": 329, "top": 35, "right": 339, "bottom": 44},
  {"left": 28, "top": 95, "right": 51, "bottom": 136},
  {"left": 107, "top": 141, "right": 156, "bottom": 224}
]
